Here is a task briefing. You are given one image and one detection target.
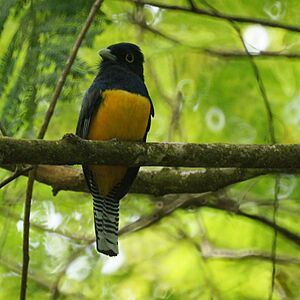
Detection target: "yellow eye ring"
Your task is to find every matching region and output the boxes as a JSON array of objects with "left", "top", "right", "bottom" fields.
[{"left": 125, "top": 53, "right": 134, "bottom": 63}]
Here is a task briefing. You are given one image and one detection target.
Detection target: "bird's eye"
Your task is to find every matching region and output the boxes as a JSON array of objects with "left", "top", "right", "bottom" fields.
[{"left": 125, "top": 53, "right": 134, "bottom": 63}]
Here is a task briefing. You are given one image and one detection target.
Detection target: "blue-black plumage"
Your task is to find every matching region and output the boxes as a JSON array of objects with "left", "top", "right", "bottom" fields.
[{"left": 76, "top": 43, "right": 154, "bottom": 256}]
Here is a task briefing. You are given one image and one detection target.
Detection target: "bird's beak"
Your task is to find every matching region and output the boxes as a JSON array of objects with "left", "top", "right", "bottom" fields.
[{"left": 98, "top": 48, "right": 117, "bottom": 61}]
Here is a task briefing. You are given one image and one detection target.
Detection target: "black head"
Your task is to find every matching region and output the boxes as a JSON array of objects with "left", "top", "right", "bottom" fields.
[{"left": 99, "top": 42, "right": 145, "bottom": 79}]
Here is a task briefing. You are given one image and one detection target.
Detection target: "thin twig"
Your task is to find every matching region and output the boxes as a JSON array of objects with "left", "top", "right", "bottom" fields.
[
  {"left": 200, "top": 0, "right": 276, "bottom": 143},
  {"left": 19, "top": 0, "right": 104, "bottom": 299},
  {"left": 130, "top": 17, "right": 181, "bottom": 44},
  {"left": 126, "top": 0, "right": 300, "bottom": 34},
  {"left": 121, "top": 191, "right": 300, "bottom": 248},
  {"left": 235, "top": 209, "right": 300, "bottom": 247},
  {"left": 186, "top": 219, "right": 300, "bottom": 264},
  {"left": 119, "top": 194, "right": 198, "bottom": 235},
  {"left": 203, "top": 249, "right": 300, "bottom": 265},
  {"left": 187, "top": 0, "right": 196, "bottom": 10},
  {"left": 208, "top": 4, "right": 278, "bottom": 296},
  {"left": 235, "top": 28, "right": 276, "bottom": 143},
  {"left": 20, "top": 168, "right": 36, "bottom": 300},
  {"left": 0, "top": 166, "right": 32, "bottom": 189},
  {"left": 269, "top": 176, "right": 280, "bottom": 300},
  {"left": 37, "top": 0, "right": 104, "bottom": 139},
  {"left": 131, "top": 19, "right": 300, "bottom": 61},
  {"left": 201, "top": 2, "right": 279, "bottom": 296},
  {"left": 131, "top": 19, "right": 300, "bottom": 62},
  {"left": 204, "top": 49, "right": 300, "bottom": 59},
  {"left": 183, "top": 194, "right": 300, "bottom": 247}
]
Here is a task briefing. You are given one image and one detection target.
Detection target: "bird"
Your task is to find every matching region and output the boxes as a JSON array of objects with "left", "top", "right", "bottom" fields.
[{"left": 76, "top": 42, "right": 154, "bottom": 256}]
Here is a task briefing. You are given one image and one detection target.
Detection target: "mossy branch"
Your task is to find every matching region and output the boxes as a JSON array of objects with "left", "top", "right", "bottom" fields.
[
  {"left": 1, "top": 164, "right": 278, "bottom": 196},
  {"left": 1, "top": 135, "right": 300, "bottom": 168}
]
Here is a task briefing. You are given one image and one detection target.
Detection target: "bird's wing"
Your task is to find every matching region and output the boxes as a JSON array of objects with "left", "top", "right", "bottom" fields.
[
  {"left": 76, "top": 86, "right": 102, "bottom": 139},
  {"left": 76, "top": 85, "right": 102, "bottom": 189}
]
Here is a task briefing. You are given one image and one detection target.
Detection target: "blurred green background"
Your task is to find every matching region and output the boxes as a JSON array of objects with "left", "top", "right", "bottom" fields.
[{"left": 1, "top": 0, "right": 300, "bottom": 299}]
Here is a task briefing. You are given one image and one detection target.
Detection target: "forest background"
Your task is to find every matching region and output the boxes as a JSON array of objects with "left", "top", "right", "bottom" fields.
[{"left": 1, "top": 0, "right": 300, "bottom": 299}]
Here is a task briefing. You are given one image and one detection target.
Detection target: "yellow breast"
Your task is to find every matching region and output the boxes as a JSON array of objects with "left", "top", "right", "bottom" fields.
[{"left": 88, "top": 89, "right": 151, "bottom": 196}]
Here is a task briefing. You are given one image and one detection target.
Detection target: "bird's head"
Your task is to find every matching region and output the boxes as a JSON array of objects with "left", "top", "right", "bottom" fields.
[{"left": 99, "top": 42, "right": 145, "bottom": 79}]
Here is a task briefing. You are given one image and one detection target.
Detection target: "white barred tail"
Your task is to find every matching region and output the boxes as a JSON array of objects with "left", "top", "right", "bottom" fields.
[{"left": 90, "top": 179, "right": 119, "bottom": 256}]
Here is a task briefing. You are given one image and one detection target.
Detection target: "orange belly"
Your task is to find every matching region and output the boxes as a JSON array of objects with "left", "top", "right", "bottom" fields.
[{"left": 88, "top": 89, "right": 151, "bottom": 197}]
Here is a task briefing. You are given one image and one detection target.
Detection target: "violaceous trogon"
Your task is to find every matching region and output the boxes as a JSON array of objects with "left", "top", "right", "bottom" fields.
[{"left": 76, "top": 43, "right": 154, "bottom": 256}]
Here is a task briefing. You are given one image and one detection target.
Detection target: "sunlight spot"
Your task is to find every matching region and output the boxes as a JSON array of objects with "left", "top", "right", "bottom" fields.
[
  {"left": 111, "top": 13, "right": 127, "bottom": 23},
  {"left": 72, "top": 211, "right": 82, "bottom": 221},
  {"left": 240, "top": 202, "right": 259, "bottom": 214},
  {"left": 192, "top": 102, "right": 200, "bottom": 112},
  {"left": 30, "top": 241, "right": 40, "bottom": 249},
  {"left": 284, "top": 94, "right": 300, "bottom": 125},
  {"left": 16, "top": 220, "right": 23, "bottom": 232},
  {"left": 243, "top": 25, "right": 270, "bottom": 53},
  {"left": 43, "top": 201, "right": 62, "bottom": 230},
  {"left": 264, "top": 0, "right": 286, "bottom": 20},
  {"left": 128, "top": 215, "right": 140, "bottom": 222},
  {"left": 278, "top": 175, "right": 296, "bottom": 200},
  {"left": 101, "top": 246, "right": 125, "bottom": 274},
  {"left": 145, "top": 5, "right": 162, "bottom": 26},
  {"left": 0, "top": 271, "right": 18, "bottom": 278},
  {"left": 85, "top": 244, "right": 95, "bottom": 256},
  {"left": 205, "top": 106, "right": 225, "bottom": 132},
  {"left": 145, "top": 4, "right": 159, "bottom": 14},
  {"left": 66, "top": 256, "right": 91, "bottom": 281}
]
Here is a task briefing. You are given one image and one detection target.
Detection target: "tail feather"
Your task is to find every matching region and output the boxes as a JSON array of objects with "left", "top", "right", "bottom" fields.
[
  {"left": 88, "top": 175, "right": 121, "bottom": 256},
  {"left": 93, "top": 195, "right": 119, "bottom": 256}
]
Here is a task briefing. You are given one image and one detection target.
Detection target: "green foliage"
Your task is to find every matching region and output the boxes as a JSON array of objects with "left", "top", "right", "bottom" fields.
[
  {"left": 0, "top": 0, "right": 109, "bottom": 136},
  {"left": 1, "top": 0, "right": 300, "bottom": 299}
]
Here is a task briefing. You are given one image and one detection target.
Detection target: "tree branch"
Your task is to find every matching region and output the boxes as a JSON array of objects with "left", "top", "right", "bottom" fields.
[
  {"left": 130, "top": 20, "right": 300, "bottom": 61},
  {"left": 0, "top": 164, "right": 269, "bottom": 195},
  {"left": 0, "top": 166, "right": 33, "bottom": 189},
  {"left": 202, "top": 248, "right": 300, "bottom": 265},
  {"left": 20, "top": 169, "right": 36, "bottom": 300},
  {"left": 181, "top": 227, "right": 300, "bottom": 264},
  {"left": 126, "top": 0, "right": 300, "bottom": 34},
  {"left": 204, "top": 49, "right": 300, "bottom": 59},
  {"left": 1, "top": 136, "right": 300, "bottom": 168},
  {"left": 119, "top": 192, "right": 300, "bottom": 248},
  {"left": 181, "top": 193, "right": 300, "bottom": 248}
]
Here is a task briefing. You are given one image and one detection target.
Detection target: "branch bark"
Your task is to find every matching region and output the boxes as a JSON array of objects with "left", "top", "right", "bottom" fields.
[
  {"left": 1, "top": 164, "right": 275, "bottom": 195},
  {"left": 1, "top": 135, "right": 300, "bottom": 168},
  {"left": 3, "top": 164, "right": 300, "bottom": 197}
]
